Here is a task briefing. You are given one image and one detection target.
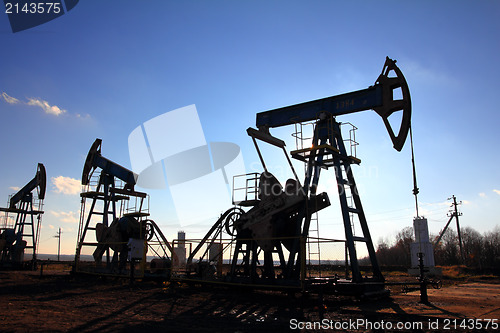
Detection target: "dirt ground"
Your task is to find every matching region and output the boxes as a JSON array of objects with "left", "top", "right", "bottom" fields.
[{"left": 0, "top": 266, "right": 499, "bottom": 332}]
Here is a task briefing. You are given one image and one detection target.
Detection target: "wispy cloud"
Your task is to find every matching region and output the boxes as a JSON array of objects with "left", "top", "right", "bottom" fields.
[
  {"left": 50, "top": 210, "right": 78, "bottom": 224},
  {"left": 27, "top": 97, "right": 66, "bottom": 116},
  {"left": 9, "top": 186, "right": 20, "bottom": 191},
  {"left": 76, "top": 113, "right": 91, "bottom": 119},
  {"left": 52, "top": 176, "right": 80, "bottom": 195},
  {"left": 1, "top": 91, "right": 85, "bottom": 118},
  {"left": 404, "top": 60, "right": 460, "bottom": 87},
  {"left": 493, "top": 189, "right": 500, "bottom": 196},
  {"left": 479, "top": 192, "right": 487, "bottom": 198},
  {"left": 416, "top": 200, "right": 449, "bottom": 219},
  {"left": 1, "top": 92, "right": 20, "bottom": 104}
]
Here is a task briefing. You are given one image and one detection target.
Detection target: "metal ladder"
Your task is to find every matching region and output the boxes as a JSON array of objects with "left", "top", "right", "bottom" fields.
[
  {"left": 307, "top": 212, "right": 321, "bottom": 276},
  {"left": 15, "top": 199, "right": 36, "bottom": 251},
  {"left": 293, "top": 122, "right": 322, "bottom": 276},
  {"left": 331, "top": 120, "right": 383, "bottom": 283}
]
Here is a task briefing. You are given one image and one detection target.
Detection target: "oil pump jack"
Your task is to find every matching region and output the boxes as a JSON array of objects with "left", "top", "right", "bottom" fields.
[
  {"left": 74, "top": 139, "right": 175, "bottom": 279},
  {"left": 184, "top": 57, "right": 411, "bottom": 297},
  {"left": 0, "top": 163, "right": 46, "bottom": 269}
]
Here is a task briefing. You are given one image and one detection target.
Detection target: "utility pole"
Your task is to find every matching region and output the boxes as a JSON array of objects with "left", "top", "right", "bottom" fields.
[
  {"left": 434, "top": 195, "right": 464, "bottom": 263},
  {"left": 450, "top": 195, "right": 464, "bottom": 262},
  {"left": 54, "top": 228, "right": 62, "bottom": 261}
]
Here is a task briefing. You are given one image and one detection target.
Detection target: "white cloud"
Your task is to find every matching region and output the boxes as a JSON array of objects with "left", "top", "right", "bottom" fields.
[
  {"left": 416, "top": 200, "right": 450, "bottom": 219},
  {"left": 76, "top": 113, "right": 91, "bottom": 119},
  {"left": 9, "top": 186, "right": 20, "bottom": 191},
  {"left": 1, "top": 92, "right": 20, "bottom": 104},
  {"left": 479, "top": 192, "right": 487, "bottom": 198},
  {"left": 404, "top": 60, "right": 459, "bottom": 87},
  {"left": 52, "top": 176, "right": 80, "bottom": 195},
  {"left": 50, "top": 210, "right": 78, "bottom": 224},
  {"left": 493, "top": 189, "right": 500, "bottom": 196},
  {"left": 27, "top": 97, "right": 66, "bottom": 116},
  {"left": 2, "top": 92, "right": 89, "bottom": 119}
]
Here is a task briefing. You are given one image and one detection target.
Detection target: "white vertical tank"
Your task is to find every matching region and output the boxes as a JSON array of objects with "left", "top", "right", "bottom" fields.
[
  {"left": 178, "top": 230, "right": 185, "bottom": 248},
  {"left": 409, "top": 217, "right": 440, "bottom": 275},
  {"left": 174, "top": 230, "right": 186, "bottom": 267}
]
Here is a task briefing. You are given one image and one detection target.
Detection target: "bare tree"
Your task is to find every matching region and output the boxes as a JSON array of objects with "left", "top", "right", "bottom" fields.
[
  {"left": 376, "top": 238, "right": 391, "bottom": 266},
  {"left": 481, "top": 226, "right": 500, "bottom": 268},
  {"left": 376, "top": 225, "right": 499, "bottom": 269},
  {"left": 461, "top": 227, "right": 483, "bottom": 268},
  {"left": 394, "top": 226, "right": 414, "bottom": 266},
  {"left": 435, "top": 229, "right": 460, "bottom": 265},
  {"left": 375, "top": 228, "right": 413, "bottom": 266}
]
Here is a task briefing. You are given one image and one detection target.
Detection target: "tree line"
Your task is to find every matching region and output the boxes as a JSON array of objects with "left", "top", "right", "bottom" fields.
[{"left": 375, "top": 225, "right": 500, "bottom": 269}]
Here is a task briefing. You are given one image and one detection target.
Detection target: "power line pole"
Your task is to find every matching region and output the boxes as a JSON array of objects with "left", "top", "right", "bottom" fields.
[
  {"left": 434, "top": 195, "right": 464, "bottom": 263},
  {"left": 449, "top": 195, "right": 464, "bottom": 263},
  {"left": 54, "top": 228, "right": 62, "bottom": 261}
]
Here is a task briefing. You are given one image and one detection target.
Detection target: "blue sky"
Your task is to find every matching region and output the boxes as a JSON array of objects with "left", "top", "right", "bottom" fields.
[{"left": 1, "top": 1, "right": 499, "bottom": 255}]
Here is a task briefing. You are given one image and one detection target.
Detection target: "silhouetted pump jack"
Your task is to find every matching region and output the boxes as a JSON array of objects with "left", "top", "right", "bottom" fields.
[
  {"left": 0, "top": 163, "right": 46, "bottom": 270},
  {"left": 187, "top": 57, "right": 412, "bottom": 297},
  {"left": 74, "top": 139, "right": 175, "bottom": 279}
]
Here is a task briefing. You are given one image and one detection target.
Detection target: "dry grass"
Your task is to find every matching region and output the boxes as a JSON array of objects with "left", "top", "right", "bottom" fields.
[{"left": 439, "top": 265, "right": 469, "bottom": 279}]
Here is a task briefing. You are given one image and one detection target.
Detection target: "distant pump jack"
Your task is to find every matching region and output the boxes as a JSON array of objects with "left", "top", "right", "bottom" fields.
[
  {"left": 0, "top": 163, "right": 46, "bottom": 270},
  {"left": 74, "top": 138, "right": 176, "bottom": 280}
]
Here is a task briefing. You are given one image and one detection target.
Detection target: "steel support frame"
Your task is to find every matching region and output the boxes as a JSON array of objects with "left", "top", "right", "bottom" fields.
[
  {"left": 301, "top": 118, "right": 383, "bottom": 283},
  {"left": 13, "top": 195, "right": 39, "bottom": 267}
]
